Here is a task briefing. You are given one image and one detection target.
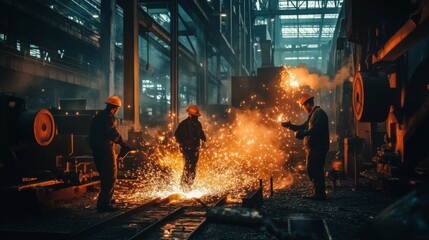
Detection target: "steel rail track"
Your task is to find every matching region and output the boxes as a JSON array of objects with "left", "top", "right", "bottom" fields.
[
  {"left": 68, "top": 194, "right": 182, "bottom": 240},
  {"left": 130, "top": 194, "right": 229, "bottom": 240},
  {"left": 186, "top": 195, "right": 228, "bottom": 240},
  {"left": 0, "top": 194, "right": 229, "bottom": 240}
]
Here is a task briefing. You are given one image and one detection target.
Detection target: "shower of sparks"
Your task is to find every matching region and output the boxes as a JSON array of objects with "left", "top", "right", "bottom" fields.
[{"left": 117, "top": 66, "right": 323, "bottom": 203}]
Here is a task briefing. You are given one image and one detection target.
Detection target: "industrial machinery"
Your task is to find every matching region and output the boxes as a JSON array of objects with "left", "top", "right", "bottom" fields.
[
  {"left": 327, "top": 0, "right": 429, "bottom": 192},
  {"left": 0, "top": 93, "right": 56, "bottom": 185},
  {"left": 0, "top": 95, "right": 103, "bottom": 212},
  {"left": 0, "top": 94, "right": 142, "bottom": 186},
  {"left": 49, "top": 107, "right": 99, "bottom": 185},
  {"left": 229, "top": 0, "right": 429, "bottom": 194},
  {"left": 0, "top": 96, "right": 101, "bottom": 187},
  {"left": 0, "top": 94, "right": 144, "bottom": 212}
]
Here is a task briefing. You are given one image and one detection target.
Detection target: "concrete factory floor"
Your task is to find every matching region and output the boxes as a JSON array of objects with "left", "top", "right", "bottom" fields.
[
  {"left": 0, "top": 166, "right": 400, "bottom": 240},
  {"left": 200, "top": 173, "right": 398, "bottom": 240}
]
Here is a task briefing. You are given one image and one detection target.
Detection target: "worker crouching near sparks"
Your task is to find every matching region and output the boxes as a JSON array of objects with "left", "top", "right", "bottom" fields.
[
  {"left": 89, "top": 96, "right": 131, "bottom": 212},
  {"left": 281, "top": 93, "right": 329, "bottom": 200},
  {"left": 174, "top": 105, "right": 207, "bottom": 192}
]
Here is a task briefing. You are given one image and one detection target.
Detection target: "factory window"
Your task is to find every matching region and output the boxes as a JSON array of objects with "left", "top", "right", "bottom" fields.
[
  {"left": 255, "top": 19, "right": 268, "bottom": 25},
  {"left": 58, "top": 49, "right": 65, "bottom": 58},
  {"left": 16, "top": 40, "right": 21, "bottom": 51},
  {"left": 148, "top": 13, "right": 170, "bottom": 28},
  {"left": 282, "top": 27, "right": 298, "bottom": 38},
  {"left": 285, "top": 56, "right": 317, "bottom": 60},
  {"left": 321, "top": 27, "right": 335, "bottom": 37},
  {"left": 29, "top": 44, "right": 41, "bottom": 59},
  {"left": 278, "top": 0, "right": 342, "bottom": 9},
  {"left": 298, "top": 27, "right": 320, "bottom": 38},
  {"left": 142, "top": 79, "right": 154, "bottom": 92},
  {"left": 0, "top": 33, "right": 6, "bottom": 42},
  {"left": 279, "top": 15, "right": 297, "bottom": 20},
  {"left": 44, "top": 52, "right": 51, "bottom": 62},
  {"left": 67, "top": 16, "right": 84, "bottom": 25},
  {"left": 299, "top": 14, "right": 321, "bottom": 19},
  {"left": 325, "top": 14, "right": 339, "bottom": 19}
]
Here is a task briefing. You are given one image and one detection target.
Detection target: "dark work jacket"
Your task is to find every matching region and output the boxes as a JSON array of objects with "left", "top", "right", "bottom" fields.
[
  {"left": 289, "top": 106, "right": 329, "bottom": 151},
  {"left": 174, "top": 117, "right": 206, "bottom": 149},
  {"left": 89, "top": 109, "right": 123, "bottom": 150}
]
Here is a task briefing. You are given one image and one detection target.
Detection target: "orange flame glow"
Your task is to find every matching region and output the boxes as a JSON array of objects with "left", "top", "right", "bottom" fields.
[{"left": 118, "top": 65, "right": 341, "bottom": 202}]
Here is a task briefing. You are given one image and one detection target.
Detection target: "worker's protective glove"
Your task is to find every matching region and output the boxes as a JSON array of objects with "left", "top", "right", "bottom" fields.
[
  {"left": 295, "top": 130, "right": 307, "bottom": 140},
  {"left": 118, "top": 144, "right": 136, "bottom": 160},
  {"left": 281, "top": 121, "right": 292, "bottom": 129}
]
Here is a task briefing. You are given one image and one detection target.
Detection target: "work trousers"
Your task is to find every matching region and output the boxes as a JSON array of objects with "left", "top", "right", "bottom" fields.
[
  {"left": 305, "top": 149, "right": 327, "bottom": 196},
  {"left": 180, "top": 147, "right": 199, "bottom": 191},
  {"left": 93, "top": 147, "right": 117, "bottom": 208}
]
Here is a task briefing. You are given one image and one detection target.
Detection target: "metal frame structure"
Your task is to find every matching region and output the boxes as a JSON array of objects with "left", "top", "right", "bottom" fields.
[{"left": 254, "top": 0, "right": 342, "bottom": 71}]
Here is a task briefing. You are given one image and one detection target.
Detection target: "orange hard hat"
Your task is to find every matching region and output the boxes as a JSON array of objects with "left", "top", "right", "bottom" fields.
[
  {"left": 105, "top": 96, "right": 122, "bottom": 107},
  {"left": 298, "top": 93, "right": 314, "bottom": 108},
  {"left": 186, "top": 105, "right": 201, "bottom": 116}
]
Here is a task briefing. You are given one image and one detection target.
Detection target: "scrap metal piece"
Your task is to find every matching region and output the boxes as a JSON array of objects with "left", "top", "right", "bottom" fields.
[{"left": 242, "top": 188, "right": 263, "bottom": 208}]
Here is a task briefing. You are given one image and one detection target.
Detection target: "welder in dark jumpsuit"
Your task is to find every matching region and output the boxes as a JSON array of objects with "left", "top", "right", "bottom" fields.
[
  {"left": 89, "top": 96, "right": 130, "bottom": 212},
  {"left": 174, "top": 105, "right": 206, "bottom": 192},
  {"left": 282, "top": 93, "right": 329, "bottom": 200}
]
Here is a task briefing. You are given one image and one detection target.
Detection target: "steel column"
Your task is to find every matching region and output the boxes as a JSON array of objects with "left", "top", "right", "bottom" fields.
[
  {"left": 100, "top": 0, "right": 116, "bottom": 99},
  {"left": 123, "top": 0, "right": 140, "bottom": 130},
  {"left": 216, "top": 53, "right": 221, "bottom": 104},
  {"left": 170, "top": 0, "right": 179, "bottom": 125}
]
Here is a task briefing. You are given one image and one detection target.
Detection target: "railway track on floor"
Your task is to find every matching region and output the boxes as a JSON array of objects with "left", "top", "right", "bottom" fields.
[
  {"left": 0, "top": 194, "right": 228, "bottom": 240},
  {"left": 71, "top": 194, "right": 228, "bottom": 240}
]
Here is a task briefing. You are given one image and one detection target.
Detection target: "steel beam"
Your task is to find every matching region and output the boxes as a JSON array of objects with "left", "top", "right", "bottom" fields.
[
  {"left": 276, "top": 47, "right": 325, "bottom": 52},
  {"left": 278, "top": 18, "right": 337, "bottom": 26},
  {"left": 254, "top": 7, "right": 340, "bottom": 17},
  {"left": 372, "top": 0, "right": 429, "bottom": 64},
  {"left": 278, "top": 37, "right": 332, "bottom": 44},
  {"left": 136, "top": 7, "right": 194, "bottom": 63}
]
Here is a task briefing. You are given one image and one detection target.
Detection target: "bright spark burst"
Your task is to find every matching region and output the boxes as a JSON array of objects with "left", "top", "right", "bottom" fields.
[{"left": 118, "top": 65, "right": 322, "bottom": 203}]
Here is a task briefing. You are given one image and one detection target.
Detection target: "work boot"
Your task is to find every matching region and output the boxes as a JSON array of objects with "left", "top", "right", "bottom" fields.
[{"left": 97, "top": 205, "right": 120, "bottom": 213}]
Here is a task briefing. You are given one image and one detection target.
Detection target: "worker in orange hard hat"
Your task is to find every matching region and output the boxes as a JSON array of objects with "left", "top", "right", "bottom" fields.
[
  {"left": 186, "top": 105, "right": 202, "bottom": 116},
  {"left": 297, "top": 93, "right": 314, "bottom": 109},
  {"left": 105, "top": 95, "right": 122, "bottom": 108},
  {"left": 281, "top": 93, "right": 329, "bottom": 200},
  {"left": 89, "top": 95, "right": 131, "bottom": 212},
  {"left": 174, "top": 105, "right": 206, "bottom": 192}
]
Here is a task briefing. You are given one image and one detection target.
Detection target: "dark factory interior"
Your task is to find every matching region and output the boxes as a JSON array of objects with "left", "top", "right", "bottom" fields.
[{"left": 1, "top": 0, "right": 428, "bottom": 239}]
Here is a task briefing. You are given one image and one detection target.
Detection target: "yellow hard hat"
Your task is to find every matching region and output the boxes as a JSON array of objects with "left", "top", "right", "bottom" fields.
[
  {"left": 186, "top": 105, "right": 201, "bottom": 116},
  {"left": 298, "top": 93, "right": 314, "bottom": 108},
  {"left": 105, "top": 96, "right": 122, "bottom": 107}
]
